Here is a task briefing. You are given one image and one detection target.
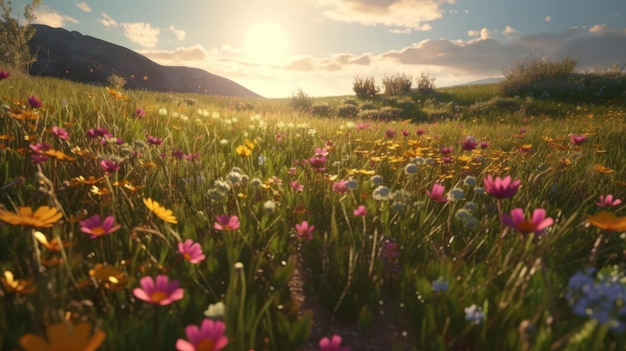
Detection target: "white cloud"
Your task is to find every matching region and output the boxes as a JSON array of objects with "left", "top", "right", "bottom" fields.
[
  {"left": 545, "top": 16, "right": 551, "bottom": 22},
  {"left": 315, "top": 0, "right": 455, "bottom": 29},
  {"left": 122, "top": 22, "right": 160, "bottom": 48},
  {"left": 75, "top": 2, "right": 91, "bottom": 13},
  {"left": 33, "top": 5, "right": 79, "bottom": 27},
  {"left": 503, "top": 25, "right": 517, "bottom": 35},
  {"left": 140, "top": 45, "right": 208, "bottom": 64},
  {"left": 99, "top": 12, "right": 117, "bottom": 28},
  {"left": 169, "top": 26, "right": 186, "bottom": 40}
]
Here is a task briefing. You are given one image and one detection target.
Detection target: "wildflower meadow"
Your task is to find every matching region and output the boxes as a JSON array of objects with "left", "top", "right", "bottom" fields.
[{"left": 1, "top": 68, "right": 626, "bottom": 351}]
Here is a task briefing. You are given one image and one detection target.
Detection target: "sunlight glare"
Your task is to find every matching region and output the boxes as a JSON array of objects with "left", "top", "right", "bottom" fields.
[{"left": 244, "top": 21, "right": 289, "bottom": 65}]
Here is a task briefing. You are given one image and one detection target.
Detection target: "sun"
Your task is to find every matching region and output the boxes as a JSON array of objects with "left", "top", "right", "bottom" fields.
[{"left": 244, "top": 21, "right": 289, "bottom": 65}]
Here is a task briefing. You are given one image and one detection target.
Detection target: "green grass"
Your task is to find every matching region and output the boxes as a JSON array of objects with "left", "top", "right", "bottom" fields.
[{"left": 1, "top": 70, "right": 626, "bottom": 351}]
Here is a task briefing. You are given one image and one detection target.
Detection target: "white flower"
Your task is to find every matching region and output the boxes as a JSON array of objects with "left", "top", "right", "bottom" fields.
[
  {"left": 204, "top": 301, "right": 225, "bottom": 318},
  {"left": 158, "top": 108, "right": 168, "bottom": 116}
]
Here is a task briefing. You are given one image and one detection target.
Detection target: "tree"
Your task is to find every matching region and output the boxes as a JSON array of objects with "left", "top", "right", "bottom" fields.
[{"left": 0, "top": 0, "right": 41, "bottom": 71}]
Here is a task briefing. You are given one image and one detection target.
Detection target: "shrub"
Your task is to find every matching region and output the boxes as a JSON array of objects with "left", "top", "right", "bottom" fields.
[
  {"left": 311, "top": 102, "right": 332, "bottom": 117},
  {"left": 416, "top": 72, "right": 437, "bottom": 93},
  {"left": 353, "top": 76, "right": 378, "bottom": 100},
  {"left": 341, "top": 98, "right": 358, "bottom": 106},
  {"left": 358, "top": 101, "right": 377, "bottom": 111},
  {"left": 380, "top": 106, "right": 403, "bottom": 120},
  {"left": 500, "top": 56, "right": 579, "bottom": 96},
  {"left": 336, "top": 104, "right": 359, "bottom": 118},
  {"left": 0, "top": 0, "right": 41, "bottom": 71},
  {"left": 107, "top": 73, "right": 127, "bottom": 89},
  {"left": 290, "top": 88, "right": 313, "bottom": 111},
  {"left": 382, "top": 73, "right": 413, "bottom": 96}
]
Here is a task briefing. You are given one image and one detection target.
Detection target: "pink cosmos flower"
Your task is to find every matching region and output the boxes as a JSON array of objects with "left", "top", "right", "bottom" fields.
[
  {"left": 332, "top": 180, "right": 348, "bottom": 194},
  {"left": 309, "top": 156, "right": 326, "bottom": 172},
  {"left": 315, "top": 148, "right": 329, "bottom": 157},
  {"left": 80, "top": 214, "right": 122, "bottom": 239},
  {"left": 214, "top": 215, "right": 240, "bottom": 231},
  {"left": 176, "top": 319, "right": 229, "bottom": 351},
  {"left": 295, "top": 221, "right": 314, "bottom": 240},
  {"left": 353, "top": 205, "right": 367, "bottom": 217},
  {"left": 290, "top": 181, "right": 304, "bottom": 191},
  {"left": 100, "top": 159, "right": 120, "bottom": 173},
  {"left": 319, "top": 335, "right": 350, "bottom": 351},
  {"left": 426, "top": 183, "right": 448, "bottom": 203},
  {"left": 501, "top": 208, "right": 554, "bottom": 236},
  {"left": 51, "top": 126, "right": 69, "bottom": 139},
  {"left": 596, "top": 194, "right": 622, "bottom": 208},
  {"left": 28, "top": 95, "right": 42, "bottom": 108},
  {"left": 133, "top": 275, "right": 184, "bottom": 306},
  {"left": 483, "top": 175, "right": 521, "bottom": 199},
  {"left": 178, "top": 239, "right": 206, "bottom": 264}
]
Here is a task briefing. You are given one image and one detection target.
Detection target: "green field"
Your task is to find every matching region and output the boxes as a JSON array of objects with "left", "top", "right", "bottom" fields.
[{"left": 1, "top": 68, "right": 626, "bottom": 351}]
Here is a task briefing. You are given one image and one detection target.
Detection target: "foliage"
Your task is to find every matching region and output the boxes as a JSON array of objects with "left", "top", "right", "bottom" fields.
[
  {"left": 382, "top": 73, "right": 413, "bottom": 96},
  {"left": 352, "top": 75, "right": 378, "bottom": 100},
  {"left": 336, "top": 103, "right": 359, "bottom": 118},
  {"left": 107, "top": 73, "right": 127, "bottom": 89},
  {"left": 0, "top": 0, "right": 40, "bottom": 71},
  {"left": 500, "top": 56, "right": 579, "bottom": 97},
  {"left": 416, "top": 72, "right": 437, "bottom": 93},
  {"left": 311, "top": 102, "right": 332, "bottom": 117},
  {"left": 290, "top": 87, "right": 313, "bottom": 111}
]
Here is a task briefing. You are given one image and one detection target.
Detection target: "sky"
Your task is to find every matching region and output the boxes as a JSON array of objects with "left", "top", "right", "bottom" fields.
[{"left": 11, "top": 0, "right": 626, "bottom": 98}]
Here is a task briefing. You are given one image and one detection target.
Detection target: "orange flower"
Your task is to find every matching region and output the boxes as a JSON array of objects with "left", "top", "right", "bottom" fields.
[
  {"left": 594, "top": 164, "right": 614, "bottom": 174},
  {"left": 34, "top": 231, "right": 71, "bottom": 251},
  {"left": 0, "top": 206, "right": 62, "bottom": 228},
  {"left": 1, "top": 271, "right": 36, "bottom": 294},
  {"left": 586, "top": 211, "right": 626, "bottom": 232},
  {"left": 18, "top": 321, "right": 105, "bottom": 351}
]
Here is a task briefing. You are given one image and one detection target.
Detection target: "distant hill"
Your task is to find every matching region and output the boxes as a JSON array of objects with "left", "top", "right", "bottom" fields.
[
  {"left": 27, "top": 24, "right": 262, "bottom": 98},
  {"left": 454, "top": 77, "right": 504, "bottom": 86}
]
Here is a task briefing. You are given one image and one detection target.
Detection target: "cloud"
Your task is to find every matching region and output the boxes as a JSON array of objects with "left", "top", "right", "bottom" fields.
[
  {"left": 139, "top": 45, "right": 208, "bottom": 64},
  {"left": 33, "top": 5, "right": 79, "bottom": 27},
  {"left": 169, "top": 26, "right": 186, "bottom": 41},
  {"left": 99, "top": 12, "right": 117, "bottom": 28},
  {"left": 75, "top": 2, "right": 91, "bottom": 13},
  {"left": 545, "top": 16, "right": 551, "bottom": 22},
  {"left": 122, "top": 22, "right": 160, "bottom": 48},
  {"left": 284, "top": 53, "right": 372, "bottom": 72},
  {"left": 503, "top": 26, "right": 517, "bottom": 35},
  {"left": 315, "top": 0, "right": 454, "bottom": 29}
]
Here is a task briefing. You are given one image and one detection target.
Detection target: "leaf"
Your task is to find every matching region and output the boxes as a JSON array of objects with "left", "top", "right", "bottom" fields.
[
  {"left": 273, "top": 261, "right": 295, "bottom": 287},
  {"left": 288, "top": 310, "right": 313, "bottom": 346}
]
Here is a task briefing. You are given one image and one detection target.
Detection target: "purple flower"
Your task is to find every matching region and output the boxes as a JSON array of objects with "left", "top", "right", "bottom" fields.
[
  {"left": 100, "top": 159, "right": 121, "bottom": 173},
  {"left": 80, "top": 214, "right": 122, "bottom": 238},
  {"left": 0, "top": 70, "right": 9, "bottom": 80},
  {"left": 416, "top": 128, "right": 424, "bottom": 136},
  {"left": 172, "top": 150, "right": 185, "bottom": 160},
  {"left": 483, "top": 175, "right": 521, "bottom": 199},
  {"left": 570, "top": 134, "right": 587, "bottom": 145},
  {"left": 147, "top": 135, "right": 163, "bottom": 145},
  {"left": 213, "top": 215, "right": 240, "bottom": 231},
  {"left": 29, "top": 142, "right": 51, "bottom": 153},
  {"left": 28, "top": 95, "right": 42, "bottom": 108},
  {"left": 480, "top": 141, "right": 490, "bottom": 149},
  {"left": 461, "top": 136, "right": 477, "bottom": 151},
  {"left": 440, "top": 146, "right": 453, "bottom": 155},
  {"left": 384, "top": 128, "right": 396, "bottom": 138}
]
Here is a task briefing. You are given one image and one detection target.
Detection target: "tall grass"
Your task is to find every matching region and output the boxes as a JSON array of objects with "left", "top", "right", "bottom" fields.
[{"left": 0, "top": 70, "right": 625, "bottom": 351}]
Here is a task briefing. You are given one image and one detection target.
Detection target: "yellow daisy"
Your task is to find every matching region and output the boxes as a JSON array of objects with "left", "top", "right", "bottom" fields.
[
  {"left": 0, "top": 206, "right": 62, "bottom": 228},
  {"left": 143, "top": 198, "right": 178, "bottom": 224},
  {"left": 19, "top": 321, "right": 105, "bottom": 351}
]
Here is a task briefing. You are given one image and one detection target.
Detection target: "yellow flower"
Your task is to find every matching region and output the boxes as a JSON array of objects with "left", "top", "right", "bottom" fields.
[
  {"left": 34, "top": 231, "right": 71, "bottom": 251},
  {"left": 236, "top": 145, "right": 252, "bottom": 157},
  {"left": 0, "top": 206, "right": 62, "bottom": 228},
  {"left": 89, "top": 263, "right": 128, "bottom": 290},
  {"left": 1, "top": 271, "right": 36, "bottom": 294},
  {"left": 19, "top": 321, "right": 105, "bottom": 351},
  {"left": 586, "top": 211, "right": 626, "bottom": 232},
  {"left": 594, "top": 164, "right": 614, "bottom": 174},
  {"left": 143, "top": 198, "right": 178, "bottom": 224}
]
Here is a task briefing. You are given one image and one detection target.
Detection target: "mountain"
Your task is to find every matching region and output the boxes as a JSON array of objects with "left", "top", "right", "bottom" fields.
[
  {"left": 27, "top": 24, "right": 262, "bottom": 98},
  {"left": 455, "top": 77, "right": 504, "bottom": 86}
]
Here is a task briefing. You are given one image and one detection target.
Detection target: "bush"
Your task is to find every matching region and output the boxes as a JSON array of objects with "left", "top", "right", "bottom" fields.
[
  {"left": 353, "top": 76, "right": 378, "bottom": 100},
  {"left": 0, "top": 0, "right": 40, "bottom": 71},
  {"left": 311, "top": 102, "right": 332, "bottom": 117},
  {"left": 341, "top": 98, "right": 358, "bottom": 106},
  {"left": 500, "top": 56, "right": 579, "bottom": 96},
  {"left": 416, "top": 72, "right": 437, "bottom": 93},
  {"left": 358, "top": 101, "right": 377, "bottom": 111},
  {"left": 336, "top": 104, "right": 359, "bottom": 118},
  {"left": 290, "top": 88, "right": 313, "bottom": 111},
  {"left": 107, "top": 73, "right": 127, "bottom": 89},
  {"left": 382, "top": 73, "right": 412, "bottom": 96}
]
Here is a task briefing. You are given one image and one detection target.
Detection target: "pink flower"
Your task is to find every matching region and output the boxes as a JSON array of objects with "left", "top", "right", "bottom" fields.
[
  {"left": 135, "top": 108, "right": 145, "bottom": 118},
  {"left": 461, "top": 136, "right": 477, "bottom": 151},
  {"left": 353, "top": 205, "right": 367, "bottom": 217},
  {"left": 178, "top": 239, "right": 206, "bottom": 264},
  {"left": 100, "top": 159, "right": 120, "bottom": 173},
  {"left": 440, "top": 146, "right": 453, "bottom": 155},
  {"left": 290, "top": 181, "right": 304, "bottom": 191},
  {"left": 315, "top": 148, "right": 329, "bottom": 157},
  {"left": 28, "top": 95, "right": 42, "bottom": 108},
  {"left": 416, "top": 128, "right": 424, "bottom": 136},
  {"left": 483, "top": 175, "right": 521, "bottom": 199},
  {"left": 384, "top": 129, "right": 396, "bottom": 138},
  {"left": 0, "top": 70, "right": 9, "bottom": 80},
  {"left": 51, "top": 126, "right": 69, "bottom": 139},
  {"left": 295, "top": 221, "right": 314, "bottom": 240},
  {"left": 214, "top": 215, "right": 240, "bottom": 231},
  {"left": 319, "top": 335, "right": 350, "bottom": 351},
  {"left": 176, "top": 319, "right": 229, "bottom": 351},
  {"left": 480, "top": 141, "right": 489, "bottom": 149},
  {"left": 309, "top": 156, "right": 326, "bottom": 172},
  {"left": 80, "top": 214, "right": 122, "bottom": 238},
  {"left": 332, "top": 180, "right": 348, "bottom": 194},
  {"left": 570, "top": 134, "right": 587, "bottom": 145},
  {"left": 501, "top": 208, "right": 554, "bottom": 236},
  {"left": 133, "top": 275, "right": 184, "bottom": 306},
  {"left": 426, "top": 183, "right": 448, "bottom": 203},
  {"left": 596, "top": 194, "right": 622, "bottom": 208}
]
